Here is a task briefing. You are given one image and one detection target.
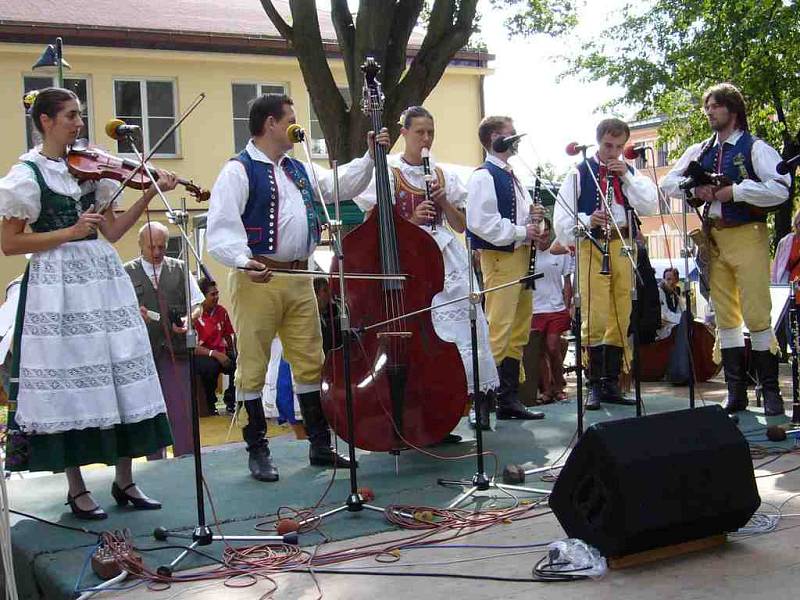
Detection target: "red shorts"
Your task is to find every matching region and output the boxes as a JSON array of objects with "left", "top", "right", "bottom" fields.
[{"left": 531, "top": 309, "right": 571, "bottom": 335}]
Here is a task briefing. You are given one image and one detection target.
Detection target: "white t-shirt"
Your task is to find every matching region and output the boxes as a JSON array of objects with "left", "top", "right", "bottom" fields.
[{"left": 532, "top": 248, "right": 572, "bottom": 314}]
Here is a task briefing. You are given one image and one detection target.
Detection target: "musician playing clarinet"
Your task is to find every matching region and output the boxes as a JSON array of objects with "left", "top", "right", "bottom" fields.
[
  {"left": 355, "top": 106, "right": 499, "bottom": 434},
  {"left": 554, "top": 118, "right": 657, "bottom": 410},
  {"left": 206, "top": 94, "right": 390, "bottom": 482},
  {"left": 466, "top": 116, "right": 547, "bottom": 421},
  {"left": 661, "top": 83, "right": 791, "bottom": 416}
]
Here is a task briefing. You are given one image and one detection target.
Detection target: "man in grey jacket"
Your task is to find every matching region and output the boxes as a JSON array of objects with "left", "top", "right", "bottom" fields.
[{"left": 125, "top": 222, "right": 204, "bottom": 458}]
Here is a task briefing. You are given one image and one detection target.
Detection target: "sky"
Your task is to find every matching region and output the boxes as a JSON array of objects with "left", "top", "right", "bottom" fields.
[{"left": 480, "top": 0, "right": 632, "bottom": 181}]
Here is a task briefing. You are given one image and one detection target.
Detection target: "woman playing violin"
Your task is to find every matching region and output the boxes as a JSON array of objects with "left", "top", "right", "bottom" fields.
[{"left": 0, "top": 87, "right": 178, "bottom": 519}]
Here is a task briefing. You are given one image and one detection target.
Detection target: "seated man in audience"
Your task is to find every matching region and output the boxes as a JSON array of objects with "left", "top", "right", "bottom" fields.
[
  {"left": 656, "top": 267, "right": 683, "bottom": 341},
  {"left": 194, "top": 277, "right": 237, "bottom": 416}
]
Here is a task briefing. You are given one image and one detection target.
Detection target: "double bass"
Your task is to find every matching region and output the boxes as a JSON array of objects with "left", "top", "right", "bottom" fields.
[{"left": 320, "top": 59, "right": 468, "bottom": 452}]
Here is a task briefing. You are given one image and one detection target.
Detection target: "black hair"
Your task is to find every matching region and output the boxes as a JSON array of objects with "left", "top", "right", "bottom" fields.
[
  {"left": 400, "top": 106, "right": 434, "bottom": 129},
  {"left": 30, "top": 87, "right": 79, "bottom": 134},
  {"left": 198, "top": 276, "right": 218, "bottom": 296},
  {"left": 249, "top": 94, "right": 294, "bottom": 137},
  {"left": 662, "top": 267, "right": 679, "bottom": 279}
]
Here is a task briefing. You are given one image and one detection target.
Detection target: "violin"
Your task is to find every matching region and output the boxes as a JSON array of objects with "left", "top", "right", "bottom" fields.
[{"left": 66, "top": 140, "right": 210, "bottom": 202}]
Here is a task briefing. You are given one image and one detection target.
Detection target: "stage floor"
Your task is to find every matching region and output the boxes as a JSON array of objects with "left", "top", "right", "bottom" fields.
[{"left": 8, "top": 378, "right": 799, "bottom": 599}]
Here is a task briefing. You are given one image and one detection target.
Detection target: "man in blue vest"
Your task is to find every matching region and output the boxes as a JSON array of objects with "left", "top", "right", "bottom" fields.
[
  {"left": 554, "top": 119, "right": 658, "bottom": 410},
  {"left": 662, "top": 83, "right": 791, "bottom": 416},
  {"left": 206, "top": 94, "right": 389, "bottom": 481},
  {"left": 466, "top": 115, "right": 547, "bottom": 421}
]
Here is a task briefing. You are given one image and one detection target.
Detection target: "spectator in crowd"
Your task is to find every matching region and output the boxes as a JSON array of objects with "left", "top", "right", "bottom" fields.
[
  {"left": 314, "top": 277, "right": 341, "bottom": 355},
  {"left": 531, "top": 219, "right": 573, "bottom": 403},
  {"left": 124, "top": 222, "right": 204, "bottom": 459},
  {"left": 657, "top": 267, "right": 683, "bottom": 341},
  {"left": 194, "top": 277, "right": 237, "bottom": 416}
]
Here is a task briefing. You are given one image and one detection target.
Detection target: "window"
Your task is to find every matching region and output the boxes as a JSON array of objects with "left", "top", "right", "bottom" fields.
[
  {"left": 657, "top": 143, "right": 669, "bottom": 167},
  {"left": 310, "top": 87, "right": 351, "bottom": 157},
  {"left": 113, "top": 79, "right": 178, "bottom": 156},
  {"left": 231, "top": 83, "right": 287, "bottom": 151},
  {"left": 24, "top": 75, "right": 91, "bottom": 149}
]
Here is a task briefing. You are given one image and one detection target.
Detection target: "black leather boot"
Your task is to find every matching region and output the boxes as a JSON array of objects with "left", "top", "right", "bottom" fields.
[
  {"left": 585, "top": 346, "right": 603, "bottom": 411},
  {"left": 601, "top": 345, "right": 636, "bottom": 406},
  {"left": 242, "top": 398, "right": 278, "bottom": 482},
  {"left": 468, "top": 391, "right": 492, "bottom": 431},
  {"left": 751, "top": 350, "right": 785, "bottom": 416},
  {"left": 720, "top": 347, "right": 749, "bottom": 413},
  {"left": 297, "top": 391, "right": 353, "bottom": 467},
  {"left": 496, "top": 358, "right": 544, "bottom": 420}
]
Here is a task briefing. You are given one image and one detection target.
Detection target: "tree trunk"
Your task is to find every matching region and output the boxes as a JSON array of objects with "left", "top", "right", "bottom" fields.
[{"left": 261, "top": 0, "right": 477, "bottom": 163}]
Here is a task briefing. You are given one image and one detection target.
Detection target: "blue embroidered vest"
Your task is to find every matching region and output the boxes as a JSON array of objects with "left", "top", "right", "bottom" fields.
[
  {"left": 698, "top": 132, "right": 764, "bottom": 224},
  {"left": 576, "top": 158, "right": 634, "bottom": 217},
  {"left": 234, "top": 150, "right": 319, "bottom": 256},
  {"left": 467, "top": 161, "right": 517, "bottom": 252}
]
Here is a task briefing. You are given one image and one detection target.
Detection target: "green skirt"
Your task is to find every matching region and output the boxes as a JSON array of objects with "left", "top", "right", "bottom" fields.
[{"left": 6, "top": 413, "right": 173, "bottom": 472}]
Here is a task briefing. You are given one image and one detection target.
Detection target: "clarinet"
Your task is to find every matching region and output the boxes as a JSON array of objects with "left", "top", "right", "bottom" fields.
[
  {"left": 599, "top": 173, "right": 614, "bottom": 276},
  {"left": 421, "top": 147, "right": 437, "bottom": 232},
  {"left": 523, "top": 169, "right": 543, "bottom": 290}
]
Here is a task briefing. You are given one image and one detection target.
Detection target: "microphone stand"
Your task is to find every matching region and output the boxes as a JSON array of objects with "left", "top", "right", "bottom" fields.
[
  {"left": 680, "top": 188, "right": 697, "bottom": 409},
  {"left": 645, "top": 149, "right": 701, "bottom": 409},
  {"left": 291, "top": 139, "right": 386, "bottom": 528},
  {"left": 790, "top": 281, "right": 800, "bottom": 424},
  {"left": 626, "top": 203, "right": 643, "bottom": 417},
  {"left": 119, "top": 132, "right": 294, "bottom": 577},
  {"left": 434, "top": 240, "right": 550, "bottom": 508}
]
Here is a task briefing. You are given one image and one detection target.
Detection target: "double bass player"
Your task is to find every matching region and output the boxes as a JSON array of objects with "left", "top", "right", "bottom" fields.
[{"left": 206, "top": 93, "right": 390, "bottom": 482}]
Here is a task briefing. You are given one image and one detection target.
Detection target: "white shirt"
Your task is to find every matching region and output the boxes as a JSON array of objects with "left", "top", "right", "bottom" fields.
[
  {"left": 140, "top": 257, "right": 204, "bottom": 307},
  {"left": 206, "top": 140, "right": 375, "bottom": 268},
  {"left": 466, "top": 154, "right": 532, "bottom": 249},
  {"left": 660, "top": 130, "right": 790, "bottom": 218},
  {"left": 0, "top": 148, "right": 120, "bottom": 222},
  {"left": 532, "top": 248, "right": 572, "bottom": 314},
  {"left": 656, "top": 284, "right": 683, "bottom": 341},
  {"left": 553, "top": 155, "right": 658, "bottom": 247},
  {"left": 354, "top": 153, "right": 467, "bottom": 248}
]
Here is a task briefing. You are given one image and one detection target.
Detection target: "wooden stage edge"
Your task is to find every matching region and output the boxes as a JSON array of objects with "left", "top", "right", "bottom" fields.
[{"left": 608, "top": 535, "right": 727, "bottom": 569}]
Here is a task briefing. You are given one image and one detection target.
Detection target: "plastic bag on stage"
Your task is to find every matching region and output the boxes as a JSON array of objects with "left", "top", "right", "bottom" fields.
[{"left": 545, "top": 538, "right": 607, "bottom": 579}]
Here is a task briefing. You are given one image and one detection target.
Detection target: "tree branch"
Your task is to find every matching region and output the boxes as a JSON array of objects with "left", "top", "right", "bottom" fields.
[
  {"left": 259, "top": 0, "right": 294, "bottom": 43},
  {"left": 390, "top": 0, "right": 477, "bottom": 114},
  {"left": 331, "top": 0, "right": 357, "bottom": 95},
  {"left": 383, "top": 0, "right": 424, "bottom": 92}
]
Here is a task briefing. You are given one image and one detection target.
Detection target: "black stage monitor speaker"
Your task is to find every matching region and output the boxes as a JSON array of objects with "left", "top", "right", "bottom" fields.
[{"left": 549, "top": 405, "right": 760, "bottom": 557}]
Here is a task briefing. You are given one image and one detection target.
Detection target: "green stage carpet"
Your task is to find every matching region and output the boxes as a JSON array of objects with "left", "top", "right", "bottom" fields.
[{"left": 8, "top": 395, "right": 792, "bottom": 599}]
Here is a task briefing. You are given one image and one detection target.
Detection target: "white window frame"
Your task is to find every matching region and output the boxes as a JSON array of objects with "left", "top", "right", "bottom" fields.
[
  {"left": 22, "top": 74, "right": 93, "bottom": 150},
  {"left": 309, "top": 86, "right": 351, "bottom": 159},
  {"left": 112, "top": 77, "right": 180, "bottom": 158},
  {"left": 231, "top": 81, "right": 289, "bottom": 152}
]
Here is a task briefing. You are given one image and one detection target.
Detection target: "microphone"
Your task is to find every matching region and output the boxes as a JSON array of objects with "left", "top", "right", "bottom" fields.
[
  {"left": 776, "top": 153, "right": 800, "bottom": 175},
  {"left": 105, "top": 118, "right": 140, "bottom": 140},
  {"left": 492, "top": 133, "right": 526, "bottom": 153},
  {"left": 565, "top": 142, "right": 594, "bottom": 156},
  {"left": 623, "top": 144, "right": 651, "bottom": 161},
  {"left": 287, "top": 124, "right": 306, "bottom": 144}
]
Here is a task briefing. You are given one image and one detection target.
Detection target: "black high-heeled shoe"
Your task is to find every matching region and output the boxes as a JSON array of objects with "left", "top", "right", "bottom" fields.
[
  {"left": 111, "top": 481, "right": 162, "bottom": 510},
  {"left": 66, "top": 491, "right": 108, "bottom": 520}
]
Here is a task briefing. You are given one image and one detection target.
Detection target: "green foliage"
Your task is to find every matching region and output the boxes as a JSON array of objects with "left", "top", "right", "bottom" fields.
[
  {"left": 566, "top": 0, "right": 800, "bottom": 245},
  {"left": 495, "top": 0, "right": 578, "bottom": 37},
  {"left": 567, "top": 0, "right": 800, "bottom": 156}
]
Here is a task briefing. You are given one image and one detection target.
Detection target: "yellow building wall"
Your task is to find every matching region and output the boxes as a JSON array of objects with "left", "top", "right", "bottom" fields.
[{"left": 0, "top": 42, "right": 486, "bottom": 304}]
